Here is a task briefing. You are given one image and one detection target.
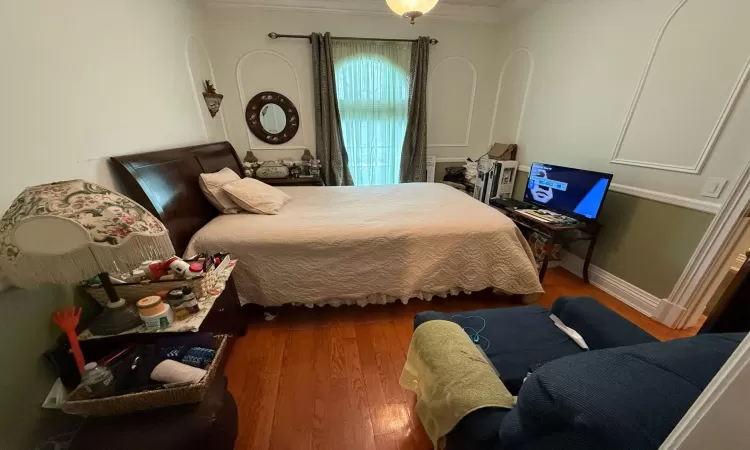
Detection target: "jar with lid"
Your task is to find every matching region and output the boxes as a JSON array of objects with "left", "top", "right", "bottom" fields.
[{"left": 181, "top": 286, "right": 200, "bottom": 314}]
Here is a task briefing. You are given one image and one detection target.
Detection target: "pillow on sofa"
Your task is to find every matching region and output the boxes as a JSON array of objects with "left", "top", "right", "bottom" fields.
[
  {"left": 198, "top": 168, "right": 242, "bottom": 214},
  {"left": 497, "top": 333, "right": 744, "bottom": 449},
  {"left": 222, "top": 178, "right": 291, "bottom": 215}
]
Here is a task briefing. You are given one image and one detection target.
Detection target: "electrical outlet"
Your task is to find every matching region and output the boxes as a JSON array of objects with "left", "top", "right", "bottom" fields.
[{"left": 700, "top": 177, "right": 728, "bottom": 199}]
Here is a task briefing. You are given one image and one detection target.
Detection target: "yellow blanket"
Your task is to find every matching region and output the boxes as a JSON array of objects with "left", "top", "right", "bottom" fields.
[{"left": 399, "top": 320, "right": 514, "bottom": 449}]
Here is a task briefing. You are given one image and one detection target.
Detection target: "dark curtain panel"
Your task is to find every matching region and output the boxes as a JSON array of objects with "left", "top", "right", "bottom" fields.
[
  {"left": 400, "top": 36, "right": 431, "bottom": 183},
  {"left": 311, "top": 32, "right": 353, "bottom": 186}
]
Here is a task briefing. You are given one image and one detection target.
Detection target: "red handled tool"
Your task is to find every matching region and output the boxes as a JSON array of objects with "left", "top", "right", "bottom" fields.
[{"left": 52, "top": 307, "right": 86, "bottom": 375}]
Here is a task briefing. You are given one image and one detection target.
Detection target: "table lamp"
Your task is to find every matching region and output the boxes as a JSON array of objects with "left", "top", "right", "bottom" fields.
[{"left": 0, "top": 180, "right": 175, "bottom": 335}]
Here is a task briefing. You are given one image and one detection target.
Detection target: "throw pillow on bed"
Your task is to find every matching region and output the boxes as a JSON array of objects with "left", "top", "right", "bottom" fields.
[
  {"left": 198, "top": 167, "right": 242, "bottom": 214},
  {"left": 222, "top": 178, "right": 291, "bottom": 215}
]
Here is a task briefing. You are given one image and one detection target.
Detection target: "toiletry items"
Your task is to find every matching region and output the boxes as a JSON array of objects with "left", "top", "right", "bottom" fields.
[
  {"left": 165, "top": 288, "right": 184, "bottom": 308},
  {"left": 81, "top": 362, "right": 115, "bottom": 397},
  {"left": 137, "top": 296, "right": 174, "bottom": 331},
  {"left": 181, "top": 347, "right": 215, "bottom": 368},
  {"left": 151, "top": 360, "right": 207, "bottom": 384},
  {"left": 181, "top": 286, "right": 200, "bottom": 314},
  {"left": 169, "top": 258, "right": 202, "bottom": 279}
]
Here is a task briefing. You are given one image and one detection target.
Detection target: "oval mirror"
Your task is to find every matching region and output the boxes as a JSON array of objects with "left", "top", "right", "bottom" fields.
[
  {"left": 245, "top": 91, "right": 300, "bottom": 145},
  {"left": 260, "top": 104, "right": 287, "bottom": 134}
]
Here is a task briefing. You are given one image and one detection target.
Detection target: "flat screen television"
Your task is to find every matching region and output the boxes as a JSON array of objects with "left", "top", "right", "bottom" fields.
[{"left": 523, "top": 162, "right": 613, "bottom": 221}]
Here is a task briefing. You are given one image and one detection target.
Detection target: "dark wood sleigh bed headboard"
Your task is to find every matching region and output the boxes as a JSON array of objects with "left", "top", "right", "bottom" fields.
[{"left": 111, "top": 141, "right": 244, "bottom": 256}]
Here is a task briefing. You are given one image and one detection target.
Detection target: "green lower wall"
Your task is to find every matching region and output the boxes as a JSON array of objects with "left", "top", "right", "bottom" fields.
[
  {"left": 0, "top": 285, "right": 97, "bottom": 449},
  {"left": 513, "top": 171, "right": 713, "bottom": 298}
]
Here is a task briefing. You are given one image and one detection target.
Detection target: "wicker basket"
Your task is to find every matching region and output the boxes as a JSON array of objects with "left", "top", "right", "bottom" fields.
[
  {"left": 84, "top": 263, "right": 222, "bottom": 306},
  {"left": 62, "top": 335, "right": 229, "bottom": 416}
]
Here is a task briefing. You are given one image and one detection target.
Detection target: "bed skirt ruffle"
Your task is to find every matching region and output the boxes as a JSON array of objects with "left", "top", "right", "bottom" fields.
[{"left": 236, "top": 286, "right": 531, "bottom": 309}]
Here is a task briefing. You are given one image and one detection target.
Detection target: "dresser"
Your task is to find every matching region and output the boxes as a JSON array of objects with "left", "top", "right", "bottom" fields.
[{"left": 258, "top": 176, "right": 325, "bottom": 187}]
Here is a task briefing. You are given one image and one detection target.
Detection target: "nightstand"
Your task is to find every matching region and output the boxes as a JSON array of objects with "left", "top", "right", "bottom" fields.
[{"left": 259, "top": 176, "right": 325, "bottom": 187}]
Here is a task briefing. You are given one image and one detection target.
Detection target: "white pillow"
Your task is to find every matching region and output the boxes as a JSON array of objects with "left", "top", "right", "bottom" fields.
[
  {"left": 222, "top": 178, "right": 291, "bottom": 215},
  {"left": 199, "top": 168, "right": 242, "bottom": 214}
]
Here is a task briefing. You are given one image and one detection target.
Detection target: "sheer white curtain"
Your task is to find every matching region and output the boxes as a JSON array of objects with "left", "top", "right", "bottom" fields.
[{"left": 333, "top": 40, "right": 411, "bottom": 186}]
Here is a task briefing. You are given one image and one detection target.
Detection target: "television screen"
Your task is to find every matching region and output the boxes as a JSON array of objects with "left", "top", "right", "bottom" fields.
[{"left": 524, "top": 163, "right": 613, "bottom": 220}]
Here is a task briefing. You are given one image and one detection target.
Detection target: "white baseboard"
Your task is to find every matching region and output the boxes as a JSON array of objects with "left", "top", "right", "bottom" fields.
[
  {"left": 653, "top": 298, "right": 687, "bottom": 326},
  {"left": 560, "top": 251, "right": 661, "bottom": 317}
]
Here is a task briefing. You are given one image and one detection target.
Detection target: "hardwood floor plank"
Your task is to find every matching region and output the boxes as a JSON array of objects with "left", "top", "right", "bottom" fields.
[
  {"left": 326, "top": 322, "right": 351, "bottom": 449},
  {"left": 269, "top": 329, "right": 316, "bottom": 450},
  {"left": 374, "top": 433, "right": 400, "bottom": 450},
  {"left": 228, "top": 331, "right": 265, "bottom": 450},
  {"left": 374, "top": 430, "right": 418, "bottom": 450},
  {"left": 324, "top": 325, "right": 378, "bottom": 450},
  {"left": 383, "top": 321, "right": 408, "bottom": 375},
  {"left": 224, "top": 330, "right": 254, "bottom": 395},
  {"left": 336, "top": 324, "right": 358, "bottom": 340},
  {"left": 393, "top": 318, "right": 415, "bottom": 358},
  {"left": 341, "top": 334, "right": 378, "bottom": 450},
  {"left": 356, "top": 325, "right": 389, "bottom": 409},
  {"left": 311, "top": 327, "right": 333, "bottom": 450},
  {"left": 231, "top": 328, "right": 288, "bottom": 450},
  {"left": 370, "top": 403, "right": 411, "bottom": 437},
  {"left": 370, "top": 323, "right": 406, "bottom": 405}
]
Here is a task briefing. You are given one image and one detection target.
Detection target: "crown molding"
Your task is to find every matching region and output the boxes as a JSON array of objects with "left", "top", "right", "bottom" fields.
[{"left": 203, "top": 0, "right": 514, "bottom": 23}]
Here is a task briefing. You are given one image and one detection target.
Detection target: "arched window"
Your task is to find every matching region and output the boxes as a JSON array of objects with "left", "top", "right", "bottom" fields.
[{"left": 334, "top": 43, "right": 411, "bottom": 186}]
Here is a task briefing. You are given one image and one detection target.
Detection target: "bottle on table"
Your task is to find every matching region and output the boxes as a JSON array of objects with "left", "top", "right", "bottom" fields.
[
  {"left": 182, "top": 286, "right": 200, "bottom": 314},
  {"left": 81, "top": 362, "right": 115, "bottom": 397}
]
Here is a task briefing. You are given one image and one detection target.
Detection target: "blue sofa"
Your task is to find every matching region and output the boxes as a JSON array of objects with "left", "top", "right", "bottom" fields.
[{"left": 414, "top": 296, "right": 744, "bottom": 450}]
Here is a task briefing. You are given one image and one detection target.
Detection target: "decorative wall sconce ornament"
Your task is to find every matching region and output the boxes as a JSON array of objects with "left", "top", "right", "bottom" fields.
[{"left": 202, "top": 80, "right": 223, "bottom": 118}]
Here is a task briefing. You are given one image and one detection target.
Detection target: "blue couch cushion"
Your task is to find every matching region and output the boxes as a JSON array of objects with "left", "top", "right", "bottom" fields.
[
  {"left": 497, "top": 333, "right": 745, "bottom": 449},
  {"left": 415, "top": 306, "right": 584, "bottom": 394},
  {"left": 550, "top": 296, "right": 657, "bottom": 349}
]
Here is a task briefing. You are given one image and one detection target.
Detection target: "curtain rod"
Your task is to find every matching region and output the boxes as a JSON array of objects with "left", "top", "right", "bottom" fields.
[{"left": 268, "top": 32, "right": 438, "bottom": 45}]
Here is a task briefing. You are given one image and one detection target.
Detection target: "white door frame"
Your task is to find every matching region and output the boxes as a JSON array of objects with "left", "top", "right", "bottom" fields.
[{"left": 654, "top": 157, "right": 750, "bottom": 329}]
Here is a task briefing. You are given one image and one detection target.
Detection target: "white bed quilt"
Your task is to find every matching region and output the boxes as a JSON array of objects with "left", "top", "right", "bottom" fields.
[{"left": 185, "top": 183, "right": 543, "bottom": 307}]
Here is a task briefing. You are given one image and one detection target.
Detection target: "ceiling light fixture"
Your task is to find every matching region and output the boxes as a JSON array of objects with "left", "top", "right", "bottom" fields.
[{"left": 386, "top": 0, "right": 439, "bottom": 24}]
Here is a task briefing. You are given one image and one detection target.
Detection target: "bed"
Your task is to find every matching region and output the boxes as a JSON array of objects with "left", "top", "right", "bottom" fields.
[{"left": 112, "top": 142, "right": 543, "bottom": 307}]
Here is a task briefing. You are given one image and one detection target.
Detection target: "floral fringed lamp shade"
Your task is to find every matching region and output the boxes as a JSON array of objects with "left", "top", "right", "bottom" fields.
[{"left": 0, "top": 180, "right": 175, "bottom": 288}]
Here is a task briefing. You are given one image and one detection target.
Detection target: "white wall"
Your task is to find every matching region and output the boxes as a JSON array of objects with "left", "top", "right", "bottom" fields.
[
  {"left": 0, "top": 0, "right": 212, "bottom": 211},
  {"left": 494, "top": 0, "right": 750, "bottom": 202},
  {"left": 200, "top": 5, "right": 504, "bottom": 162}
]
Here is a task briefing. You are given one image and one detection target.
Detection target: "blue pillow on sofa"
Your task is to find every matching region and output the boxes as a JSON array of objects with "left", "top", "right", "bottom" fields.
[{"left": 497, "top": 333, "right": 745, "bottom": 449}]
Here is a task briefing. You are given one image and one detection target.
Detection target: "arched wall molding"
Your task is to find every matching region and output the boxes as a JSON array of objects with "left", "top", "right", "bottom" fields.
[
  {"left": 610, "top": 0, "right": 750, "bottom": 174},
  {"left": 236, "top": 49, "right": 308, "bottom": 150},
  {"left": 487, "top": 48, "right": 534, "bottom": 147},
  {"left": 427, "top": 56, "right": 477, "bottom": 148}
]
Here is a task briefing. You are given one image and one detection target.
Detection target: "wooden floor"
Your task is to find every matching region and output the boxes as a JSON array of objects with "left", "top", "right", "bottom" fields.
[{"left": 224, "top": 267, "right": 704, "bottom": 450}]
